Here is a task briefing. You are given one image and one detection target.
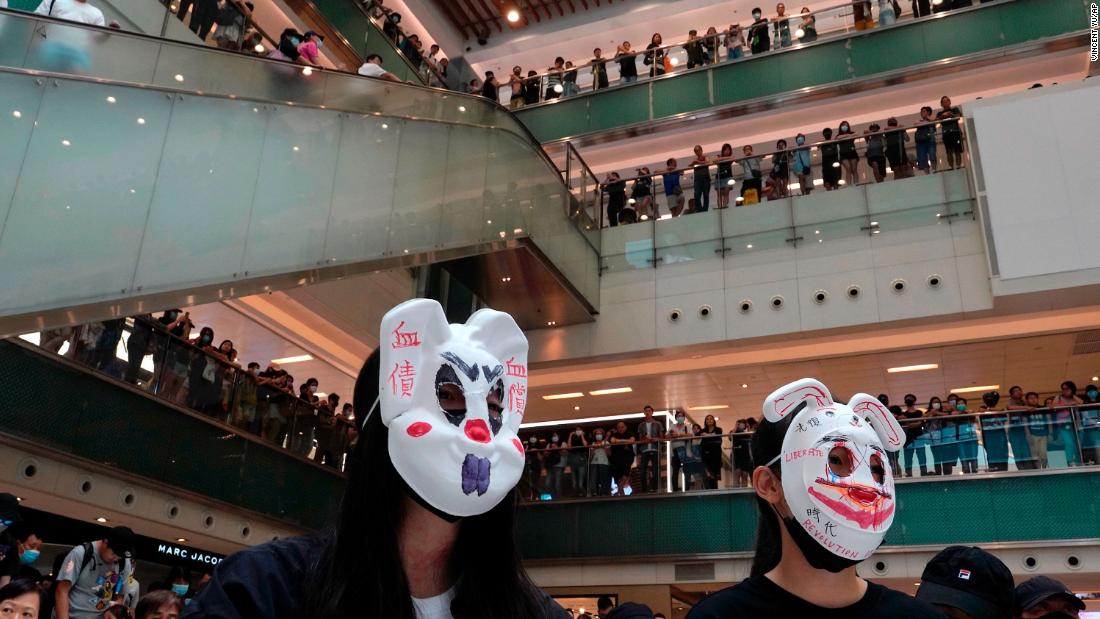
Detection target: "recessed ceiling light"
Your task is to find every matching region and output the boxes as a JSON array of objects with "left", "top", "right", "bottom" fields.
[
  {"left": 542, "top": 392, "right": 584, "bottom": 400},
  {"left": 589, "top": 387, "right": 632, "bottom": 396},
  {"left": 688, "top": 404, "right": 729, "bottom": 411},
  {"left": 506, "top": 8, "right": 520, "bottom": 22},
  {"left": 15, "top": 497, "right": 23, "bottom": 502},
  {"left": 1093, "top": 375, "right": 1099, "bottom": 381},
  {"left": 270, "top": 354, "right": 313, "bottom": 364},
  {"left": 61, "top": 139, "right": 71, "bottom": 146},
  {"left": 546, "top": 321, "right": 557, "bottom": 326},
  {"left": 741, "top": 383, "right": 749, "bottom": 389},
  {"left": 95, "top": 517, "right": 109, "bottom": 523},
  {"left": 136, "top": 117, "right": 145, "bottom": 125},
  {"left": 12, "top": 110, "right": 21, "bottom": 118},
  {"left": 888, "top": 363, "right": 939, "bottom": 373},
  {"left": 950, "top": 385, "right": 1000, "bottom": 394},
  {"left": 174, "top": 74, "right": 184, "bottom": 82},
  {"left": 573, "top": 405, "right": 580, "bottom": 411},
  {"left": 106, "top": 96, "right": 116, "bottom": 103},
  {"left": 176, "top": 537, "right": 188, "bottom": 543}
]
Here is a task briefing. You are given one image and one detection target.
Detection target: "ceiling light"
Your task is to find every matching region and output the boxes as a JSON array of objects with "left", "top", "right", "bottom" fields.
[
  {"left": 573, "top": 405, "right": 581, "bottom": 411},
  {"left": 589, "top": 387, "right": 632, "bottom": 396},
  {"left": 61, "top": 139, "right": 71, "bottom": 146},
  {"left": 506, "top": 8, "right": 520, "bottom": 22},
  {"left": 95, "top": 517, "right": 109, "bottom": 523},
  {"left": 521, "top": 409, "right": 673, "bottom": 428},
  {"left": 270, "top": 354, "right": 312, "bottom": 364},
  {"left": 888, "top": 363, "right": 939, "bottom": 373},
  {"left": 501, "top": 276, "right": 511, "bottom": 282},
  {"left": 1093, "top": 376, "right": 1099, "bottom": 381},
  {"left": 542, "top": 392, "right": 584, "bottom": 400},
  {"left": 688, "top": 404, "right": 729, "bottom": 411},
  {"left": 176, "top": 537, "right": 188, "bottom": 543},
  {"left": 457, "top": 105, "right": 467, "bottom": 112},
  {"left": 292, "top": 145, "right": 300, "bottom": 152},
  {"left": 741, "top": 383, "right": 748, "bottom": 389},
  {"left": 12, "top": 110, "right": 21, "bottom": 118},
  {"left": 136, "top": 117, "right": 145, "bottom": 125},
  {"left": 546, "top": 321, "right": 557, "bottom": 326},
  {"left": 15, "top": 497, "right": 23, "bottom": 502},
  {"left": 950, "top": 385, "right": 1000, "bottom": 394},
  {"left": 106, "top": 96, "right": 116, "bottom": 103},
  {"left": 174, "top": 74, "right": 184, "bottom": 82}
]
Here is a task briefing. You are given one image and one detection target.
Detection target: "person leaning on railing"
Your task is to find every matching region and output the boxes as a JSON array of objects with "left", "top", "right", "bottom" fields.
[
  {"left": 588, "top": 428, "right": 613, "bottom": 496},
  {"left": 1081, "top": 385, "right": 1100, "bottom": 465}
]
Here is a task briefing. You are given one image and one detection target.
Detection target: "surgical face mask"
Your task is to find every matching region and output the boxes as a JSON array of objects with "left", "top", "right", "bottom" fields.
[
  {"left": 762, "top": 378, "right": 904, "bottom": 568},
  {"left": 932, "top": 402, "right": 942, "bottom": 410},
  {"left": 379, "top": 299, "right": 528, "bottom": 518},
  {"left": 841, "top": 124, "right": 850, "bottom": 131},
  {"left": 20, "top": 549, "right": 40, "bottom": 565},
  {"left": 676, "top": 415, "right": 686, "bottom": 424},
  {"left": 796, "top": 136, "right": 805, "bottom": 145},
  {"left": 956, "top": 403, "right": 966, "bottom": 412},
  {"left": 1087, "top": 389, "right": 1098, "bottom": 399},
  {"left": 594, "top": 433, "right": 604, "bottom": 440},
  {"left": 201, "top": 334, "right": 212, "bottom": 345},
  {"left": 309, "top": 385, "right": 317, "bottom": 394},
  {"left": 171, "top": 583, "right": 189, "bottom": 596},
  {"left": 316, "top": 39, "right": 324, "bottom": 48},
  {"left": 551, "top": 434, "right": 559, "bottom": 442},
  {"left": 753, "top": 11, "right": 762, "bottom": 18},
  {"left": 290, "top": 37, "right": 301, "bottom": 46}
]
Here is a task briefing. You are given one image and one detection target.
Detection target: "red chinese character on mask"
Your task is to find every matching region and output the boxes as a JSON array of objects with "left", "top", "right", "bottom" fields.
[
  {"left": 391, "top": 320, "right": 421, "bottom": 349},
  {"left": 389, "top": 361, "right": 416, "bottom": 398},
  {"left": 508, "top": 383, "right": 527, "bottom": 415},
  {"left": 505, "top": 356, "right": 527, "bottom": 378}
]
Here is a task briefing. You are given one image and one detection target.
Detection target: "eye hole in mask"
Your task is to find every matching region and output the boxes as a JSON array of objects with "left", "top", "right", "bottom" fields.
[
  {"left": 436, "top": 364, "right": 467, "bottom": 426},
  {"left": 868, "top": 452, "right": 886, "bottom": 484},
  {"left": 487, "top": 379, "right": 504, "bottom": 434},
  {"left": 828, "top": 445, "right": 854, "bottom": 477}
]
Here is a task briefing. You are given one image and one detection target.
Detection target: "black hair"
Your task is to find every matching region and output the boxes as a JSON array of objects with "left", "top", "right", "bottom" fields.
[
  {"left": 167, "top": 565, "right": 190, "bottom": 583},
  {"left": 136, "top": 590, "right": 183, "bottom": 618},
  {"left": 748, "top": 405, "right": 799, "bottom": 576},
  {"left": 1061, "top": 380, "right": 1077, "bottom": 395},
  {"left": 904, "top": 393, "right": 916, "bottom": 403},
  {"left": 248, "top": 361, "right": 261, "bottom": 370},
  {"left": 365, "top": 53, "right": 382, "bottom": 62},
  {"left": 6, "top": 521, "right": 37, "bottom": 544},
  {"left": 0, "top": 578, "right": 41, "bottom": 605},
  {"left": 301, "top": 349, "right": 547, "bottom": 619},
  {"left": 597, "top": 595, "right": 614, "bottom": 611},
  {"left": 1025, "top": 391, "right": 1039, "bottom": 400},
  {"left": 1009, "top": 385, "right": 1022, "bottom": 394}
]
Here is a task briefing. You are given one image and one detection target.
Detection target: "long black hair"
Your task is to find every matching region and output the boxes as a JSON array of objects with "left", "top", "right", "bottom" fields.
[
  {"left": 748, "top": 408, "right": 798, "bottom": 577},
  {"left": 301, "top": 349, "right": 548, "bottom": 619}
]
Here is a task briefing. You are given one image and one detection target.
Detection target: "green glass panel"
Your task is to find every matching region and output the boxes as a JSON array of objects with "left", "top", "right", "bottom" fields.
[
  {"left": 517, "top": 471, "right": 1100, "bottom": 559},
  {"left": 1000, "top": 0, "right": 1089, "bottom": 41},
  {"left": 920, "top": 10, "right": 1004, "bottom": 60},
  {"left": 777, "top": 42, "right": 851, "bottom": 90},
  {"left": 713, "top": 55, "right": 780, "bottom": 104},
  {"left": 849, "top": 25, "right": 928, "bottom": 77},
  {"left": 0, "top": 340, "right": 343, "bottom": 529},
  {"left": 517, "top": 98, "right": 591, "bottom": 143},
  {"left": 652, "top": 71, "right": 709, "bottom": 118},
  {"left": 587, "top": 85, "right": 649, "bottom": 136}
]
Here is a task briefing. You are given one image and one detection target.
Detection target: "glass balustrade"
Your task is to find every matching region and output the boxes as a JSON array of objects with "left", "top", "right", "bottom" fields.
[
  {"left": 517, "top": 405, "right": 1100, "bottom": 503},
  {"left": 0, "top": 10, "right": 600, "bottom": 318},
  {"left": 598, "top": 120, "right": 973, "bottom": 273}
]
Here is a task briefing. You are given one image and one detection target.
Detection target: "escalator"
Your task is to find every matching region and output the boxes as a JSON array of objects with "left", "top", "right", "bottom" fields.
[{"left": 0, "top": 9, "right": 601, "bottom": 336}]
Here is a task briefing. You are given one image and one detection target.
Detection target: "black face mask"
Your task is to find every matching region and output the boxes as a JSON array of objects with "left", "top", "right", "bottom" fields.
[{"left": 777, "top": 507, "right": 862, "bottom": 573}]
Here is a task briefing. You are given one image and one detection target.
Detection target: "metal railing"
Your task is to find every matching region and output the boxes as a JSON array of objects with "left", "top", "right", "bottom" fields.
[
  {"left": 22, "top": 316, "right": 356, "bottom": 471},
  {"left": 517, "top": 405, "right": 1100, "bottom": 501}
]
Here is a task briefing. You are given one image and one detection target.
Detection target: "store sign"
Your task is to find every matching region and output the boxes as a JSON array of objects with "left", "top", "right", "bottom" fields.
[{"left": 152, "top": 543, "right": 224, "bottom": 566}]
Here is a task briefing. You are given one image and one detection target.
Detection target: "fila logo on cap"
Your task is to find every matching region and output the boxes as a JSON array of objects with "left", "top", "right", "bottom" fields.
[{"left": 958, "top": 569, "right": 972, "bottom": 580}]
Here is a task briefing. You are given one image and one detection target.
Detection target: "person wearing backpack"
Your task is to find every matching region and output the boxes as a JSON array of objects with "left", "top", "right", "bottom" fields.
[{"left": 54, "top": 526, "right": 135, "bottom": 619}]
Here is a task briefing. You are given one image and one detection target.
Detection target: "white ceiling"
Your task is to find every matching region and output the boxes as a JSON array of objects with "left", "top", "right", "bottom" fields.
[{"left": 525, "top": 330, "right": 1100, "bottom": 424}]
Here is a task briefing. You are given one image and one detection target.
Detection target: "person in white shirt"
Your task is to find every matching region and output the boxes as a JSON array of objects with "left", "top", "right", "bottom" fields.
[
  {"left": 34, "top": 0, "right": 105, "bottom": 25},
  {"left": 356, "top": 53, "right": 401, "bottom": 83}
]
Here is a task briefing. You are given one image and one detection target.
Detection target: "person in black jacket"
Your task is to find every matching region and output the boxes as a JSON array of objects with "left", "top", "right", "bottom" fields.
[
  {"left": 183, "top": 311, "right": 568, "bottom": 619},
  {"left": 748, "top": 8, "right": 770, "bottom": 54}
]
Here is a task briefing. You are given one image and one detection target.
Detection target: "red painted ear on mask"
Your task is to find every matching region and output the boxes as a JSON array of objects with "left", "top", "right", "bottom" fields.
[
  {"left": 762, "top": 378, "right": 833, "bottom": 423},
  {"left": 848, "top": 393, "right": 906, "bottom": 452}
]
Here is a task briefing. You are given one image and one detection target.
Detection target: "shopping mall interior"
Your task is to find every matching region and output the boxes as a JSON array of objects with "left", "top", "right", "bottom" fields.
[{"left": 0, "top": 0, "right": 1098, "bottom": 616}]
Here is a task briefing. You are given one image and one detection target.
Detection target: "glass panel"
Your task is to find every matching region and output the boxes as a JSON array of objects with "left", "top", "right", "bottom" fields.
[
  {"left": 241, "top": 105, "right": 340, "bottom": 275},
  {"left": 386, "top": 119, "right": 446, "bottom": 255},
  {"left": 0, "top": 79, "right": 169, "bottom": 314},
  {"left": 0, "top": 11, "right": 35, "bottom": 67},
  {"left": 25, "top": 18, "right": 160, "bottom": 81},
  {"left": 133, "top": 94, "right": 267, "bottom": 293},
  {"left": 0, "top": 73, "right": 43, "bottom": 231}
]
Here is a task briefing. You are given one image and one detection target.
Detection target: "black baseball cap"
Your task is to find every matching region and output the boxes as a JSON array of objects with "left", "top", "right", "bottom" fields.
[
  {"left": 1015, "top": 576, "right": 1084, "bottom": 614},
  {"left": 915, "top": 546, "right": 1014, "bottom": 619},
  {"left": 0, "top": 493, "right": 22, "bottom": 525},
  {"left": 105, "top": 526, "right": 136, "bottom": 559}
]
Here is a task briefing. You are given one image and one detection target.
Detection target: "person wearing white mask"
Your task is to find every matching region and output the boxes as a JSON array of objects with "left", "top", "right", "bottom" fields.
[
  {"left": 688, "top": 379, "right": 942, "bottom": 617},
  {"left": 668, "top": 410, "right": 690, "bottom": 491},
  {"left": 183, "top": 299, "right": 568, "bottom": 619}
]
